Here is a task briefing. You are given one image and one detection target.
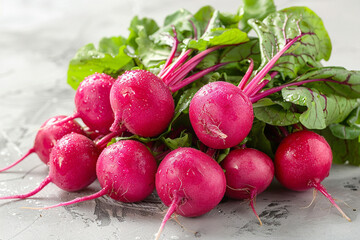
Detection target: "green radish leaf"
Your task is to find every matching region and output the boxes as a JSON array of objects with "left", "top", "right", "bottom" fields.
[
  {"left": 67, "top": 39, "right": 134, "bottom": 90},
  {"left": 127, "top": 16, "right": 159, "bottom": 50},
  {"left": 294, "top": 67, "right": 360, "bottom": 99},
  {"left": 192, "top": 6, "right": 216, "bottom": 38},
  {"left": 220, "top": 38, "right": 261, "bottom": 67},
  {"left": 316, "top": 128, "right": 360, "bottom": 166},
  {"left": 135, "top": 25, "right": 171, "bottom": 67},
  {"left": 253, "top": 98, "right": 301, "bottom": 126},
  {"left": 328, "top": 107, "right": 360, "bottom": 140},
  {"left": 163, "top": 131, "right": 192, "bottom": 150},
  {"left": 239, "top": 0, "right": 276, "bottom": 32},
  {"left": 152, "top": 9, "right": 194, "bottom": 45},
  {"left": 328, "top": 124, "right": 360, "bottom": 140},
  {"left": 248, "top": 7, "right": 331, "bottom": 78},
  {"left": 246, "top": 120, "right": 274, "bottom": 158},
  {"left": 216, "top": 148, "right": 231, "bottom": 163},
  {"left": 187, "top": 10, "right": 249, "bottom": 51},
  {"left": 281, "top": 86, "right": 359, "bottom": 129}
]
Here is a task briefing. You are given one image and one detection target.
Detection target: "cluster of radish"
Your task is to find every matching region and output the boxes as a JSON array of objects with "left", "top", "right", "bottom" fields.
[{"left": 0, "top": 29, "right": 351, "bottom": 239}]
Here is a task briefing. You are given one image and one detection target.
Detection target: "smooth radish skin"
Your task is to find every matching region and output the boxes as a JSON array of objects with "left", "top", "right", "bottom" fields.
[
  {"left": 0, "top": 133, "right": 99, "bottom": 200},
  {"left": 155, "top": 147, "right": 226, "bottom": 239},
  {"left": 55, "top": 73, "right": 116, "bottom": 135},
  {"left": 274, "top": 130, "right": 351, "bottom": 221},
  {"left": 221, "top": 148, "right": 274, "bottom": 225},
  {"left": 0, "top": 115, "right": 85, "bottom": 173},
  {"left": 29, "top": 140, "right": 157, "bottom": 209},
  {"left": 189, "top": 81, "right": 253, "bottom": 149},
  {"left": 110, "top": 70, "right": 175, "bottom": 137}
]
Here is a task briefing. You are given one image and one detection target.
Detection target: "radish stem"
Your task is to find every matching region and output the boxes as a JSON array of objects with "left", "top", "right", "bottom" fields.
[
  {"left": 310, "top": 181, "right": 351, "bottom": 222},
  {"left": 155, "top": 194, "right": 182, "bottom": 240},
  {"left": 25, "top": 187, "right": 108, "bottom": 210},
  {"left": 0, "top": 148, "right": 35, "bottom": 173},
  {"left": 250, "top": 190, "right": 262, "bottom": 226},
  {"left": 0, "top": 176, "right": 51, "bottom": 200},
  {"left": 238, "top": 59, "right": 254, "bottom": 90}
]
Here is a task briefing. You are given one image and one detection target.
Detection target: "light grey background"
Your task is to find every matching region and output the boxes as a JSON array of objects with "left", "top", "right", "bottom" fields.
[{"left": 0, "top": 1, "right": 359, "bottom": 239}]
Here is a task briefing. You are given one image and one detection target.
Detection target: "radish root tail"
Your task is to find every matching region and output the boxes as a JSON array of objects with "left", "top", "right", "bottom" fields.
[
  {"left": 312, "top": 182, "right": 351, "bottom": 222},
  {"left": 155, "top": 195, "right": 181, "bottom": 240},
  {"left": 249, "top": 190, "right": 262, "bottom": 226}
]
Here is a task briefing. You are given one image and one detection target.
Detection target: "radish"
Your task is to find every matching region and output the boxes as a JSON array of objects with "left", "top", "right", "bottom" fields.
[
  {"left": 109, "top": 27, "right": 233, "bottom": 137},
  {"left": 0, "top": 133, "right": 99, "bottom": 199},
  {"left": 54, "top": 73, "right": 116, "bottom": 135},
  {"left": 221, "top": 148, "right": 274, "bottom": 225},
  {"left": 26, "top": 140, "right": 157, "bottom": 209},
  {"left": 274, "top": 130, "right": 351, "bottom": 221},
  {"left": 189, "top": 33, "right": 340, "bottom": 149},
  {"left": 0, "top": 115, "right": 85, "bottom": 173},
  {"left": 189, "top": 81, "right": 253, "bottom": 149},
  {"left": 155, "top": 147, "right": 226, "bottom": 239}
]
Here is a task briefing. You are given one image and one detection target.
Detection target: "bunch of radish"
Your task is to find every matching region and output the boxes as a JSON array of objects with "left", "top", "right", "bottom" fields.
[{"left": 1, "top": 2, "right": 357, "bottom": 240}]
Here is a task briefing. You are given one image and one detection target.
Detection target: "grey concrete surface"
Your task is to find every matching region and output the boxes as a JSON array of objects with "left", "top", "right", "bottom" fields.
[{"left": 0, "top": 1, "right": 359, "bottom": 239}]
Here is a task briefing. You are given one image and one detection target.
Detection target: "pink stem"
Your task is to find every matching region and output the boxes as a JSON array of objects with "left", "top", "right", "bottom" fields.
[
  {"left": 39, "top": 187, "right": 108, "bottom": 210},
  {"left": 249, "top": 189, "right": 262, "bottom": 226},
  {"left": 249, "top": 80, "right": 269, "bottom": 97},
  {"left": 238, "top": 59, "right": 254, "bottom": 90},
  {"left": 278, "top": 126, "right": 289, "bottom": 137},
  {"left": 94, "top": 130, "right": 124, "bottom": 149},
  {"left": 205, "top": 147, "right": 216, "bottom": 158},
  {"left": 51, "top": 113, "right": 80, "bottom": 127},
  {"left": 310, "top": 181, "right": 351, "bottom": 222},
  {"left": 189, "top": 19, "right": 198, "bottom": 40},
  {"left": 270, "top": 71, "right": 279, "bottom": 79},
  {"left": 166, "top": 45, "right": 226, "bottom": 87},
  {"left": 0, "top": 148, "right": 35, "bottom": 173},
  {"left": 250, "top": 78, "right": 340, "bottom": 103},
  {"left": 243, "top": 34, "right": 305, "bottom": 96},
  {"left": 162, "top": 50, "right": 192, "bottom": 84},
  {"left": 0, "top": 176, "right": 51, "bottom": 200},
  {"left": 166, "top": 57, "right": 204, "bottom": 87},
  {"left": 155, "top": 194, "right": 182, "bottom": 240},
  {"left": 169, "top": 62, "right": 231, "bottom": 92},
  {"left": 292, "top": 123, "right": 304, "bottom": 131},
  {"left": 158, "top": 26, "right": 179, "bottom": 78}
]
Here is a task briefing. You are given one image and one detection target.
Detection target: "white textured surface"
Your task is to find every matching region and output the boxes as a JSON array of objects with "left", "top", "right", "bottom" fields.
[{"left": 0, "top": 1, "right": 360, "bottom": 239}]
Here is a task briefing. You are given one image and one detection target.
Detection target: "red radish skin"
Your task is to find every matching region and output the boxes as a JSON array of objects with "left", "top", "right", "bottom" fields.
[
  {"left": 28, "top": 140, "right": 157, "bottom": 209},
  {"left": 275, "top": 130, "right": 351, "bottom": 221},
  {"left": 96, "top": 140, "right": 157, "bottom": 202},
  {"left": 55, "top": 73, "right": 116, "bottom": 135},
  {"left": 155, "top": 147, "right": 226, "bottom": 239},
  {"left": 49, "top": 133, "right": 99, "bottom": 192},
  {"left": 221, "top": 148, "right": 274, "bottom": 225},
  {"left": 110, "top": 70, "right": 175, "bottom": 137},
  {"left": 0, "top": 115, "right": 85, "bottom": 173},
  {"left": 189, "top": 81, "right": 253, "bottom": 149},
  {"left": 0, "top": 133, "right": 99, "bottom": 200}
]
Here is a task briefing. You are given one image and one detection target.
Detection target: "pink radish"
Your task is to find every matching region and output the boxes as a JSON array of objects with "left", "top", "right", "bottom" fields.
[
  {"left": 27, "top": 140, "right": 157, "bottom": 209},
  {"left": 189, "top": 81, "right": 253, "bottom": 149},
  {"left": 155, "top": 147, "right": 226, "bottom": 239},
  {"left": 54, "top": 73, "right": 116, "bottom": 135},
  {"left": 0, "top": 133, "right": 99, "bottom": 199},
  {"left": 221, "top": 148, "right": 274, "bottom": 225},
  {"left": 0, "top": 115, "right": 85, "bottom": 173},
  {"left": 274, "top": 130, "right": 351, "bottom": 221},
  {"left": 109, "top": 27, "right": 233, "bottom": 137},
  {"left": 189, "top": 33, "right": 339, "bottom": 149}
]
